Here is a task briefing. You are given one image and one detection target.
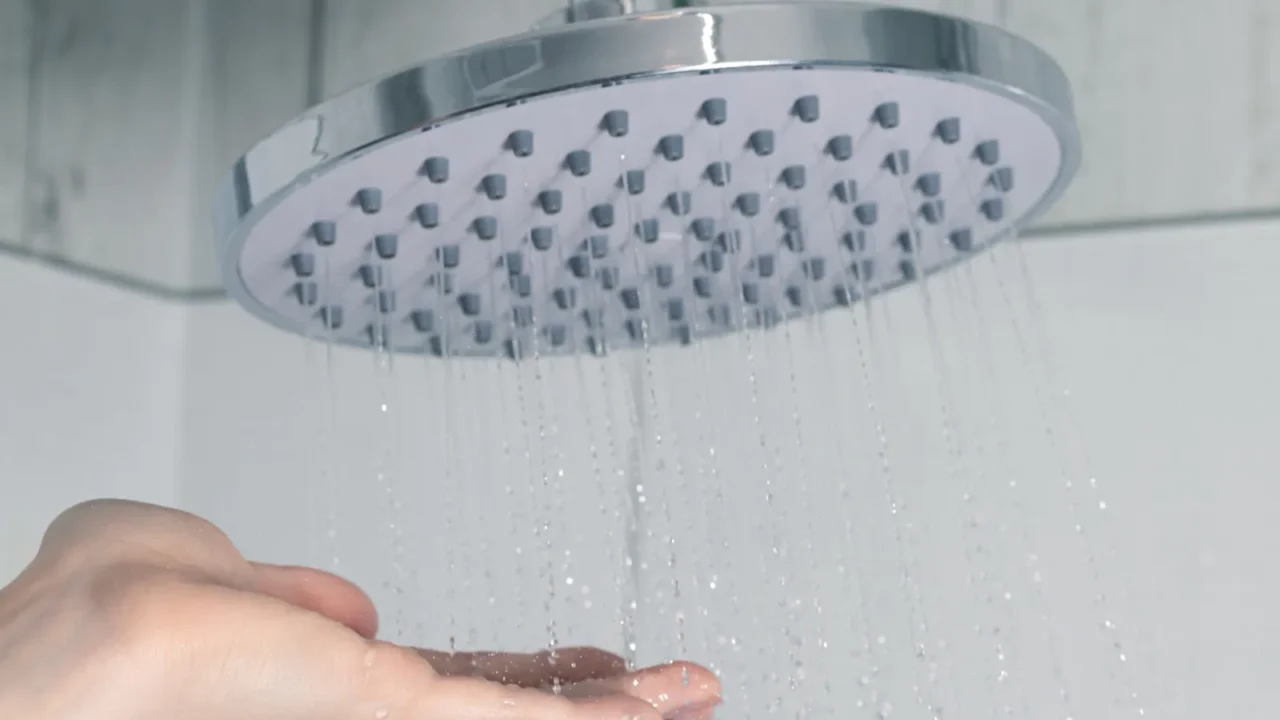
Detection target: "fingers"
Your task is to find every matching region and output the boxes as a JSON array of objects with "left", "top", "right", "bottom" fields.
[
  {"left": 563, "top": 662, "right": 722, "bottom": 718},
  {"left": 416, "top": 647, "right": 626, "bottom": 687},
  {"left": 358, "top": 645, "right": 717, "bottom": 720},
  {"left": 251, "top": 563, "right": 379, "bottom": 639},
  {"left": 405, "top": 674, "right": 664, "bottom": 720},
  {"left": 415, "top": 663, "right": 722, "bottom": 720}
]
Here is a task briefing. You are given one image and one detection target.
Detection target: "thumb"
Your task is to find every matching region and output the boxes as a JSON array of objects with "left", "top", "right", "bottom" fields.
[{"left": 251, "top": 563, "right": 380, "bottom": 639}]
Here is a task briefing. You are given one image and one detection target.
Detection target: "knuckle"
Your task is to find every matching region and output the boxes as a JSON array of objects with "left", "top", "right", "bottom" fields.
[
  {"left": 42, "top": 500, "right": 243, "bottom": 577},
  {"left": 47, "top": 499, "right": 171, "bottom": 542}
]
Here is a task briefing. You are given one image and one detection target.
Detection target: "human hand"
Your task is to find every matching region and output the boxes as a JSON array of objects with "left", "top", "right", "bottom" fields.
[{"left": 0, "top": 499, "right": 721, "bottom": 719}]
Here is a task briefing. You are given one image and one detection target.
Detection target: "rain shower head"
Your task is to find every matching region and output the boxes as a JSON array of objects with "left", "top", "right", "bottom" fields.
[{"left": 213, "top": 0, "right": 1079, "bottom": 358}]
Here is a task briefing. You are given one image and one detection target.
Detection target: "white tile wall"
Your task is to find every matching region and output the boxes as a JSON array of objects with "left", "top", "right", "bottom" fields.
[
  {"left": 9, "top": 0, "right": 313, "bottom": 292},
  {"left": 317, "top": 0, "right": 570, "bottom": 98},
  {"left": 0, "top": 0, "right": 31, "bottom": 242},
  {"left": 0, "top": 254, "right": 185, "bottom": 584},
  {"left": 1006, "top": 0, "right": 1280, "bottom": 227}
]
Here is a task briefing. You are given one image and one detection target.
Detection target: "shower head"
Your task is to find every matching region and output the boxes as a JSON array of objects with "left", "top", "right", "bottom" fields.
[{"left": 213, "top": 0, "right": 1078, "bottom": 358}]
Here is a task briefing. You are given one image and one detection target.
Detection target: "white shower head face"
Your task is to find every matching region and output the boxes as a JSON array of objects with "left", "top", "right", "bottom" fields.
[{"left": 217, "top": 3, "right": 1077, "bottom": 357}]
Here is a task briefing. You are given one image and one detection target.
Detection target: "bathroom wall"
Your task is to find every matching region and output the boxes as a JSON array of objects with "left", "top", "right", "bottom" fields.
[{"left": 0, "top": 254, "right": 186, "bottom": 583}]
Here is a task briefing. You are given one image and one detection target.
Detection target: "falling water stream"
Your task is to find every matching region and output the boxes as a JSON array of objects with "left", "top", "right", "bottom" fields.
[
  {"left": 995, "top": 243, "right": 1143, "bottom": 717},
  {"left": 939, "top": 123, "right": 1071, "bottom": 717},
  {"left": 322, "top": 258, "right": 342, "bottom": 575},
  {"left": 297, "top": 132, "right": 1146, "bottom": 720},
  {"left": 941, "top": 260, "right": 1035, "bottom": 718},
  {"left": 160, "top": 0, "right": 1170, "bottom": 711}
]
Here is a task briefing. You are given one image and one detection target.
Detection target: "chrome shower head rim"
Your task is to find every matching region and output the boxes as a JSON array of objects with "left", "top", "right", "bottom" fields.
[{"left": 213, "top": 1, "right": 1079, "bottom": 356}]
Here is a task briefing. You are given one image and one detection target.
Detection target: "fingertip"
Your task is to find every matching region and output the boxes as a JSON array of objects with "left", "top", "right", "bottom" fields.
[
  {"left": 605, "top": 661, "right": 722, "bottom": 716},
  {"left": 670, "top": 661, "right": 722, "bottom": 699}
]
